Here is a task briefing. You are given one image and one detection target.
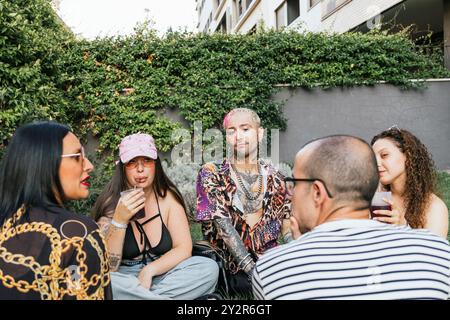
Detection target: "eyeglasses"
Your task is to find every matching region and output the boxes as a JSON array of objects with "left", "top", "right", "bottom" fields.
[
  {"left": 125, "top": 158, "right": 155, "bottom": 170},
  {"left": 284, "top": 176, "right": 334, "bottom": 198},
  {"left": 61, "top": 146, "right": 86, "bottom": 163}
]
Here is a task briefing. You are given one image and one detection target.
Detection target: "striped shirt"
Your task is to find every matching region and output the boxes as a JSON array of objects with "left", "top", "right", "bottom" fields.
[{"left": 252, "top": 219, "right": 450, "bottom": 300}]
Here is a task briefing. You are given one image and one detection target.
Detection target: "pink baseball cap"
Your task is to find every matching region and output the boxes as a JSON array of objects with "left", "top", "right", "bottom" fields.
[{"left": 118, "top": 133, "right": 157, "bottom": 164}]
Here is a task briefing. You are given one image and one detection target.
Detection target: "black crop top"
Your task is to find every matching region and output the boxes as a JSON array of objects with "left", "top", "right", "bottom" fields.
[{"left": 122, "top": 193, "right": 172, "bottom": 264}]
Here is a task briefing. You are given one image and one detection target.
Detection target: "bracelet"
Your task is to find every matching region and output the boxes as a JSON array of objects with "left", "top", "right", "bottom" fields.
[
  {"left": 238, "top": 253, "right": 251, "bottom": 269},
  {"left": 240, "top": 255, "right": 254, "bottom": 273},
  {"left": 111, "top": 219, "right": 128, "bottom": 229},
  {"left": 243, "top": 260, "right": 255, "bottom": 274}
]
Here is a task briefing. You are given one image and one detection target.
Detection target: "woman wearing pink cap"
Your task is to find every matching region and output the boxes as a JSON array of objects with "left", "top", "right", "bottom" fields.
[{"left": 93, "top": 133, "right": 219, "bottom": 300}]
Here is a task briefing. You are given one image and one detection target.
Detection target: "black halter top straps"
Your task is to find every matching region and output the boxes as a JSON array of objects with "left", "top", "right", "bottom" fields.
[{"left": 122, "top": 192, "right": 173, "bottom": 264}]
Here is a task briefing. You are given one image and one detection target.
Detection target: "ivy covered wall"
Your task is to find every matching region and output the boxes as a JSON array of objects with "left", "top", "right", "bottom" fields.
[{"left": 1, "top": 0, "right": 449, "bottom": 163}]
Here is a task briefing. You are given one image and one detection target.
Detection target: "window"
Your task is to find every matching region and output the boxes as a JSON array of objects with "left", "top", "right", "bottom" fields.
[
  {"left": 247, "top": 25, "right": 257, "bottom": 35},
  {"left": 275, "top": 2, "right": 287, "bottom": 31},
  {"left": 238, "top": 0, "right": 243, "bottom": 17},
  {"left": 287, "top": 0, "right": 300, "bottom": 25},
  {"left": 216, "top": 14, "right": 227, "bottom": 33},
  {"left": 276, "top": 1, "right": 300, "bottom": 29},
  {"left": 204, "top": 12, "right": 213, "bottom": 33},
  {"left": 235, "top": 0, "right": 253, "bottom": 21}
]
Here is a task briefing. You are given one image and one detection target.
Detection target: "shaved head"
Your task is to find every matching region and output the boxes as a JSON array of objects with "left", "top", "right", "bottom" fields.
[{"left": 296, "top": 135, "right": 379, "bottom": 205}]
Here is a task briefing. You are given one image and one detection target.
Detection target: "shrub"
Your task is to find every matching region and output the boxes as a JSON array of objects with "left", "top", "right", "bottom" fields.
[
  {"left": 0, "top": 0, "right": 73, "bottom": 153},
  {"left": 162, "top": 160, "right": 201, "bottom": 220}
]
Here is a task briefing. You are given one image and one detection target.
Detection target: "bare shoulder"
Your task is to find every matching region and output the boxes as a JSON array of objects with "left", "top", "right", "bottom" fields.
[
  {"left": 425, "top": 194, "right": 449, "bottom": 223},
  {"left": 430, "top": 194, "right": 448, "bottom": 213},
  {"left": 159, "top": 190, "right": 187, "bottom": 223}
]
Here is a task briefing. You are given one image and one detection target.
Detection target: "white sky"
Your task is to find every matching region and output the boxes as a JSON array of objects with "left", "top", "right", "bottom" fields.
[{"left": 58, "top": 0, "right": 198, "bottom": 39}]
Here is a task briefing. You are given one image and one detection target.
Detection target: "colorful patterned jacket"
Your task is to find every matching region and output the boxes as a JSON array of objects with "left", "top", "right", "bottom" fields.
[{"left": 196, "top": 159, "right": 291, "bottom": 274}]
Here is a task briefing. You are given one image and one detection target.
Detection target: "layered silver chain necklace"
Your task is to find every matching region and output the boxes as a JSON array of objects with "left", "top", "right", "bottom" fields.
[{"left": 231, "top": 162, "right": 263, "bottom": 201}]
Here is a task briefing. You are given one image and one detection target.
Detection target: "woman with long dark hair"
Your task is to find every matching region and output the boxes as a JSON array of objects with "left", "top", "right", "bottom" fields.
[
  {"left": 0, "top": 121, "right": 112, "bottom": 300},
  {"left": 93, "top": 133, "right": 218, "bottom": 300},
  {"left": 371, "top": 126, "right": 448, "bottom": 238}
]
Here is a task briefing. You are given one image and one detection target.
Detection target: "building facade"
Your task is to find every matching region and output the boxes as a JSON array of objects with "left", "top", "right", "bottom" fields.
[
  {"left": 196, "top": 0, "right": 449, "bottom": 68},
  {"left": 51, "top": 0, "right": 62, "bottom": 11}
]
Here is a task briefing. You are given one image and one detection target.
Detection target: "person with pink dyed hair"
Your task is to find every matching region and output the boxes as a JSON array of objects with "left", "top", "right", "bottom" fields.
[{"left": 196, "top": 108, "right": 292, "bottom": 297}]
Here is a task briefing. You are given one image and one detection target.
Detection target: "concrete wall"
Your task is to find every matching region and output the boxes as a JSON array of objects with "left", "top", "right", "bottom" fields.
[{"left": 276, "top": 80, "right": 450, "bottom": 169}]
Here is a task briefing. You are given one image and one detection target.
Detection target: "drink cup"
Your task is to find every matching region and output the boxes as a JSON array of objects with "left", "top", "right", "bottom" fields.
[
  {"left": 120, "top": 187, "right": 145, "bottom": 220},
  {"left": 370, "top": 191, "right": 392, "bottom": 219}
]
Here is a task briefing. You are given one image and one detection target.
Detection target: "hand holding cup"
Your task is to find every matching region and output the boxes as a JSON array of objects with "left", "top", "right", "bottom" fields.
[
  {"left": 370, "top": 192, "right": 406, "bottom": 225},
  {"left": 113, "top": 188, "right": 145, "bottom": 224}
]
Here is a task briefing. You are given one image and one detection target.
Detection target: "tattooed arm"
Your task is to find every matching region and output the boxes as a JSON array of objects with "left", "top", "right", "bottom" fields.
[
  {"left": 213, "top": 218, "right": 255, "bottom": 274},
  {"left": 97, "top": 217, "right": 126, "bottom": 272}
]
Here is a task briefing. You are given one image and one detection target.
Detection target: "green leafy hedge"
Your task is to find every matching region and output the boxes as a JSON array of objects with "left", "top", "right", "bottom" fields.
[
  {"left": 0, "top": 0, "right": 72, "bottom": 149},
  {"left": 61, "top": 29, "right": 448, "bottom": 150},
  {"left": 1, "top": 0, "right": 449, "bottom": 168}
]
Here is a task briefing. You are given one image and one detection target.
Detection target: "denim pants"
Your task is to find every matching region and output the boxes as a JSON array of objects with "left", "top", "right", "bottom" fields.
[{"left": 110, "top": 256, "right": 219, "bottom": 300}]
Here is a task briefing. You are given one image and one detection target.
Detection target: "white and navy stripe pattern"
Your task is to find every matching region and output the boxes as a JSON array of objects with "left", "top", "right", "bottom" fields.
[{"left": 252, "top": 219, "right": 450, "bottom": 300}]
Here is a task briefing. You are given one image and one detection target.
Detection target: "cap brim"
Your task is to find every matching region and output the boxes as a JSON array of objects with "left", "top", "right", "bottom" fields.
[{"left": 120, "top": 150, "right": 157, "bottom": 163}]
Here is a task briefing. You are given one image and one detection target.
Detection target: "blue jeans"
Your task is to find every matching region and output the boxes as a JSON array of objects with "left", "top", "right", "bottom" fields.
[{"left": 110, "top": 256, "right": 219, "bottom": 300}]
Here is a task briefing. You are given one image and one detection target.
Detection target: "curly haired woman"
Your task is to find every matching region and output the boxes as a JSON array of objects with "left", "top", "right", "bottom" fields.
[{"left": 371, "top": 126, "right": 448, "bottom": 238}]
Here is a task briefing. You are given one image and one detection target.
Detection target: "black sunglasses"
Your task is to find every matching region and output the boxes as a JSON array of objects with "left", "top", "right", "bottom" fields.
[{"left": 284, "top": 176, "right": 334, "bottom": 198}]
